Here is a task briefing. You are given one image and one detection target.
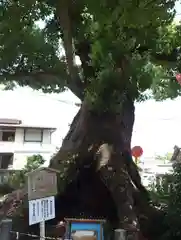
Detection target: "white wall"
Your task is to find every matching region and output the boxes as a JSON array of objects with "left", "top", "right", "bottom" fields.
[
  {"left": 15, "top": 128, "right": 24, "bottom": 144},
  {"left": 0, "top": 127, "right": 56, "bottom": 169},
  {"left": 42, "top": 129, "right": 51, "bottom": 144}
]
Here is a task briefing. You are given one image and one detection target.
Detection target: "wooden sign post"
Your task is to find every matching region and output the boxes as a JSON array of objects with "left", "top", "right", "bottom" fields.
[{"left": 27, "top": 167, "right": 59, "bottom": 240}]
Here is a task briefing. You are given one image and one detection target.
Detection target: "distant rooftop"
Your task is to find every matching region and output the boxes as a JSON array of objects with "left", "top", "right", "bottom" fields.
[
  {"left": 0, "top": 118, "right": 22, "bottom": 125},
  {"left": 0, "top": 118, "right": 56, "bottom": 131}
]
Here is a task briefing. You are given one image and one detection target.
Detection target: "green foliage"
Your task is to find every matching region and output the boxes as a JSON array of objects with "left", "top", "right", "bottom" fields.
[
  {"left": 8, "top": 154, "right": 45, "bottom": 189},
  {"left": 0, "top": 0, "right": 181, "bottom": 107},
  {"left": 149, "top": 174, "right": 173, "bottom": 207},
  {"left": 155, "top": 153, "right": 173, "bottom": 163},
  {"left": 161, "top": 163, "right": 181, "bottom": 240},
  {"left": 0, "top": 0, "right": 67, "bottom": 92},
  {"left": 149, "top": 164, "right": 181, "bottom": 240}
]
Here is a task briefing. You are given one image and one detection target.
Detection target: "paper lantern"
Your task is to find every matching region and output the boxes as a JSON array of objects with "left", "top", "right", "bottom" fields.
[
  {"left": 176, "top": 73, "right": 181, "bottom": 85},
  {"left": 131, "top": 146, "right": 143, "bottom": 158}
]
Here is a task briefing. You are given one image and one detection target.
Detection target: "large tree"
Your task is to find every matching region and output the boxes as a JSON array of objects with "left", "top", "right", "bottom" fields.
[{"left": 0, "top": 0, "right": 181, "bottom": 238}]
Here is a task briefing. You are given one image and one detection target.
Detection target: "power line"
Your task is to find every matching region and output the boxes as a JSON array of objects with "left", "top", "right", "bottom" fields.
[
  {"left": 0, "top": 87, "right": 81, "bottom": 106},
  {"left": 10, "top": 91, "right": 181, "bottom": 121},
  {"left": 31, "top": 92, "right": 81, "bottom": 107},
  {"left": 25, "top": 93, "right": 181, "bottom": 121}
]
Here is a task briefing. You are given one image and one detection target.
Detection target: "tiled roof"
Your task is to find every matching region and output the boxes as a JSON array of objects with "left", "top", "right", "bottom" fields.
[
  {"left": 0, "top": 118, "right": 21, "bottom": 124},
  {"left": 0, "top": 123, "right": 56, "bottom": 130}
]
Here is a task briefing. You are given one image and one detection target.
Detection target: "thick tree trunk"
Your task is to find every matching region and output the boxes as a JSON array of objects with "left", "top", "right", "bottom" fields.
[
  {"left": 0, "top": 96, "right": 165, "bottom": 240},
  {"left": 50, "top": 97, "right": 149, "bottom": 239}
]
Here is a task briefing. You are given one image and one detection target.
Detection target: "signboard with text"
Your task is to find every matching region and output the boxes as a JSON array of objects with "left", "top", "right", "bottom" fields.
[
  {"left": 29, "top": 196, "right": 55, "bottom": 225},
  {"left": 27, "top": 167, "right": 59, "bottom": 201}
]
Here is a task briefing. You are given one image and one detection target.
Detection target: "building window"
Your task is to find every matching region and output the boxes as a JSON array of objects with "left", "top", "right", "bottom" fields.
[
  {"left": 0, "top": 153, "right": 13, "bottom": 169},
  {"left": 0, "top": 128, "right": 16, "bottom": 142},
  {"left": 24, "top": 129, "right": 43, "bottom": 143}
]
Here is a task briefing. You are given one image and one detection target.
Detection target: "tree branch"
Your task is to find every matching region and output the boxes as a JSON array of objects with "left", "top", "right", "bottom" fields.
[
  {"left": 66, "top": 72, "right": 84, "bottom": 100},
  {"left": 57, "top": 0, "right": 74, "bottom": 78},
  {"left": 75, "top": 39, "right": 96, "bottom": 83},
  {"left": 136, "top": 45, "right": 180, "bottom": 63},
  {"left": 53, "top": 0, "right": 85, "bottom": 100},
  {"left": 0, "top": 70, "right": 84, "bottom": 100}
]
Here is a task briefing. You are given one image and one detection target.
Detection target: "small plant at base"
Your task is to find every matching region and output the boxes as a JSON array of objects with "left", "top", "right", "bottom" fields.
[{"left": 6, "top": 155, "right": 45, "bottom": 191}]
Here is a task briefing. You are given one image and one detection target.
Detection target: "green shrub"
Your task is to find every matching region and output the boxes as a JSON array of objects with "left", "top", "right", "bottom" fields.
[
  {"left": 160, "top": 163, "right": 181, "bottom": 240},
  {"left": 149, "top": 164, "right": 181, "bottom": 240},
  {"left": 149, "top": 174, "right": 173, "bottom": 208},
  {"left": 0, "top": 154, "right": 45, "bottom": 194}
]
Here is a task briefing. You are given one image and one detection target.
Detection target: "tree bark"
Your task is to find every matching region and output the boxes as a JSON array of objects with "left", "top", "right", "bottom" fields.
[
  {"left": 49, "top": 97, "right": 149, "bottom": 238},
  {"left": 0, "top": 95, "right": 164, "bottom": 240}
]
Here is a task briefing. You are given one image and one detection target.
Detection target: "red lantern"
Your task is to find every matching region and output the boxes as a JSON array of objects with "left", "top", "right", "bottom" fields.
[
  {"left": 131, "top": 146, "right": 143, "bottom": 158},
  {"left": 176, "top": 73, "right": 181, "bottom": 85},
  {"left": 131, "top": 146, "right": 143, "bottom": 165}
]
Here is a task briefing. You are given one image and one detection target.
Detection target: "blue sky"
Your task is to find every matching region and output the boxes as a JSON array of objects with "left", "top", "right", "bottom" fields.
[{"left": 1, "top": 2, "right": 181, "bottom": 158}]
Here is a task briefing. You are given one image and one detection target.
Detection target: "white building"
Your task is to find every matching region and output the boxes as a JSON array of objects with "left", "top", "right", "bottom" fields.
[
  {"left": 0, "top": 118, "right": 56, "bottom": 170},
  {"left": 139, "top": 157, "right": 173, "bottom": 187}
]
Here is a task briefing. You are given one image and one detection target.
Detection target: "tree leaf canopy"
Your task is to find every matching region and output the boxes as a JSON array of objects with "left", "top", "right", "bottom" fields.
[{"left": 0, "top": 0, "right": 181, "bottom": 105}]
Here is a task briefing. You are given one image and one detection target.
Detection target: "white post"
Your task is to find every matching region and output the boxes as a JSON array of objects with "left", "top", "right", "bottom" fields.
[
  {"left": 0, "top": 219, "right": 12, "bottom": 240},
  {"left": 114, "top": 229, "right": 126, "bottom": 240},
  {"left": 40, "top": 221, "right": 45, "bottom": 240}
]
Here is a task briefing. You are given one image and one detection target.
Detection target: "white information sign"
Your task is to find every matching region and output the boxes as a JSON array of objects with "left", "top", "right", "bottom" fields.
[{"left": 29, "top": 196, "right": 55, "bottom": 226}]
